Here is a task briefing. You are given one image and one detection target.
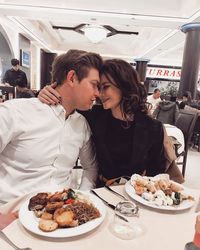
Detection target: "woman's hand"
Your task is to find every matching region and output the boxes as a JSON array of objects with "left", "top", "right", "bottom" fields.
[
  {"left": 38, "top": 82, "right": 61, "bottom": 105},
  {"left": 0, "top": 212, "right": 18, "bottom": 229}
]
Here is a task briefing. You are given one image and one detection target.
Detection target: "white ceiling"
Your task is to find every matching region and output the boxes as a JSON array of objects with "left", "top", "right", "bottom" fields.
[{"left": 0, "top": 0, "right": 200, "bottom": 66}]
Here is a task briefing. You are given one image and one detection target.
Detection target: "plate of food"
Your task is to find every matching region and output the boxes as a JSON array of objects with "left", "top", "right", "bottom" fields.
[
  {"left": 125, "top": 174, "right": 195, "bottom": 211},
  {"left": 19, "top": 188, "right": 106, "bottom": 238}
]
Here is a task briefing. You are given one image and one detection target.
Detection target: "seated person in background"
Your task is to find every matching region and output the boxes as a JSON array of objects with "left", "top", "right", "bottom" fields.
[
  {"left": 179, "top": 91, "right": 192, "bottom": 109},
  {"left": 179, "top": 91, "right": 200, "bottom": 113},
  {"left": 147, "top": 88, "right": 161, "bottom": 114},
  {"left": 0, "top": 50, "right": 103, "bottom": 205},
  {"left": 153, "top": 100, "right": 179, "bottom": 125},
  {"left": 39, "top": 58, "right": 166, "bottom": 187},
  {"left": 2, "top": 58, "right": 28, "bottom": 87},
  {"left": 15, "top": 79, "right": 35, "bottom": 98}
]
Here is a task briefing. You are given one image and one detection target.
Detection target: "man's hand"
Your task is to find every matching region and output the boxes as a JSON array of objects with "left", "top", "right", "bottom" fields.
[{"left": 0, "top": 212, "right": 18, "bottom": 230}]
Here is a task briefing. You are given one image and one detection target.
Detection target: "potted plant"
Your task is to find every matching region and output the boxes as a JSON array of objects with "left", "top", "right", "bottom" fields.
[{"left": 161, "top": 83, "right": 178, "bottom": 101}]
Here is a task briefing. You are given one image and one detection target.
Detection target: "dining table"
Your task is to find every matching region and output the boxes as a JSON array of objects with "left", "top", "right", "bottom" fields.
[{"left": 0, "top": 185, "right": 199, "bottom": 250}]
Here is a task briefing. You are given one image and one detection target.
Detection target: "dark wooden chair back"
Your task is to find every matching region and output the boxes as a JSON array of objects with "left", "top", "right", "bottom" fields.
[{"left": 175, "top": 110, "right": 198, "bottom": 176}]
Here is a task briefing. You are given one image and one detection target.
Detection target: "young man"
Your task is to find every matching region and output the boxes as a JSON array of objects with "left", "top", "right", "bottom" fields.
[
  {"left": 0, "top": 50, "right": 103, "bottom": 206},
  {"left": 3, "top": 58, "right": 28, "bottom": 87}
]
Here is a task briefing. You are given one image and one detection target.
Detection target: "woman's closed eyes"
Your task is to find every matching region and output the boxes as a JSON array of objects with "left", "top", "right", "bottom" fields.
[{"left": 100, "top": 84, "right": 110, "bottom": 92}]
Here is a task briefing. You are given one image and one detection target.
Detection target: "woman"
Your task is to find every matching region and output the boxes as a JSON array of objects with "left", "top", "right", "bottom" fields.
[{"left": 39, "top": 59, "right": 166, "bottom": 186}]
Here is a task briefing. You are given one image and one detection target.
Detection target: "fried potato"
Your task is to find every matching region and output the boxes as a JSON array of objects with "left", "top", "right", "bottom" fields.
[
  {"left": 41, "top": 212, "right": 53, "bottom": 220},
  {"left": 54, "top": 208, "right": 74, "bottom": 227},
  {"left": 39, "top": 219, "right": 58, "bottom": 232}
]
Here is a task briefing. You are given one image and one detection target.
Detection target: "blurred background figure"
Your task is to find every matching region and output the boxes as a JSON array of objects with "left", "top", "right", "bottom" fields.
[
  {"left": 153, "top": 100, "right": 179, "bottom": 125},
  {"left": 15, "top": 79, "right": 35, "bottom": 98},
  {"left": 0, "top": 89, "right": 3, "bottom": 103},
  {"left": 2, "top": 58, "right": 28, "bottom": 87},
  {"left": 179, "top": 91, "right": 192, "bottom": 109},
  {"left": 147, "top": 88, "right": 161, "bottom": 114}
]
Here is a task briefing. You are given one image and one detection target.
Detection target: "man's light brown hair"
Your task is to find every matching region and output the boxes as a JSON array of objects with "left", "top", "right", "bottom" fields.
[{"left": 51, "top": 49, "right": 103, "bottom": 86}]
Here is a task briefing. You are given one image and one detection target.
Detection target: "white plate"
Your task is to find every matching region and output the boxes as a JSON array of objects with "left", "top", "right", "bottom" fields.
[
  {"left": 125, "top": 180, "right": 195, "bottom": 211},
  {"left": 19, "top": 191, "right": 106, "bottom": 238}
]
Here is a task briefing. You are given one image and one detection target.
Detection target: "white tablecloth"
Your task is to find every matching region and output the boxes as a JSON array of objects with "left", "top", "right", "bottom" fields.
[
  {"left": 164, "top": 124, "right": 185, "bottom": 154},
  {"left": 0, "top": 185, "right": 199, "bottom": 250}
]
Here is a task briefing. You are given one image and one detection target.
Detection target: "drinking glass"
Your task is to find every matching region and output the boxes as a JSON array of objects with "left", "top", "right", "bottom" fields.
[{"left": 109, "top": 201, "right": 145, "bottom": 240}]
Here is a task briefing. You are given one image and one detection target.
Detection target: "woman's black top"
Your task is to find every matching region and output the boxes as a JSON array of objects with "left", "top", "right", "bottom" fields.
[
  {"left": 105, "top": 115, "right": 134, "bottom": 178},
  {"left": 81, "top": 105, "right": 165, "bottom": 180}
]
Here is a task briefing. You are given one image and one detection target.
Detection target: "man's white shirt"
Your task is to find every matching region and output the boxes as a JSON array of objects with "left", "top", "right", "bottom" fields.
[
  {"left": 147, "top": 94, "right": 161, "bottom": 114},
  {"left": 0, "top": 98, "right": 97, "bottom": 203}
]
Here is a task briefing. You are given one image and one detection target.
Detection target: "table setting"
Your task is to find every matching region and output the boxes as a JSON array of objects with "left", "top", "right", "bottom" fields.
[{"left": 0, "top": 174, "right": 199, "bottom": 250}]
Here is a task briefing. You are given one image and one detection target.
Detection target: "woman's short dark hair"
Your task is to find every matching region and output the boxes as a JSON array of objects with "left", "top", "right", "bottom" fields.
[
  {"left": 102, "top": 59, "right": 148, "bottom": 120},
  {"left": 51, "top": 49, "right": 103, "bottom": 85}
]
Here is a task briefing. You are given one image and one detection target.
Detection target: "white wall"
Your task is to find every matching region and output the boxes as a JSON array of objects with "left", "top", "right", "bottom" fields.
[
  {"left": 0, "top": 17, "right": 43, "bottom": 89},
  {"left": 0, "top": 17, "right": 19, "bottom": 58},
  {"left": 30, "top": 42, "right": 41, "bottom": 89}
]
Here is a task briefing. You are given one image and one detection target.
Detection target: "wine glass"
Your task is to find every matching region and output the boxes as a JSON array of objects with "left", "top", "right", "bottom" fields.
[{"left": 109, "top": 201, "right": 145, "bottom": 240}]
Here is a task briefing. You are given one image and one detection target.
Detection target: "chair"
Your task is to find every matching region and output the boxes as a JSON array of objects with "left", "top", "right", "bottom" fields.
[
  {"left": 175, "top": 110, "right": 198, "bottom": 177},
  {"left": 192, "top": 114, "right": 200, "bottom": 151}
]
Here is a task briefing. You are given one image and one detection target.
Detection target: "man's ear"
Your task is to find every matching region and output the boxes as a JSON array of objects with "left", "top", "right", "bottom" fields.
[{"left": 66, "top": 70, "right": 76, "bottom": 86}]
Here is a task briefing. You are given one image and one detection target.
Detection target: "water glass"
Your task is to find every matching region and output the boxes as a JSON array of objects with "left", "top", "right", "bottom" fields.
[{"left": 109, "top": 201, "right": 145, "bottom": 240}]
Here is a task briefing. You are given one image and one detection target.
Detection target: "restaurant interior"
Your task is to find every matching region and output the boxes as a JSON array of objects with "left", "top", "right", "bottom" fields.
[{"left": 1, "top": 1, "right": 200, "bottom": 250}]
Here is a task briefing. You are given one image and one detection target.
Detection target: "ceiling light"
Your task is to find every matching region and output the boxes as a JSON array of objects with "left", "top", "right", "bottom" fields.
[
  {"left": 53, "top": 24, "right": 139, "bottom": 43},
  {"left": 83, "top": 24, "right": 107, "bottom": 43}
]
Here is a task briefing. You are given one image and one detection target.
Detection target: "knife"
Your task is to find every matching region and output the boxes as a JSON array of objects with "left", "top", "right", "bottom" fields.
[
  {"left": 91, "top": 190, "right": 128, "bottom": 222},
  {"left": 91, "top": 190, "right": 116, "bottom": 210},
  {"left": 104, "top": 185, "right": 128, "bottom": 200}
]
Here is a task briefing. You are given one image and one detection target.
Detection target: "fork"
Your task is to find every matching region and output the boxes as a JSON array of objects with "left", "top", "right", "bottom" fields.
[{"left": 0, "top": 230, "right": 32, "bottom": 250}]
